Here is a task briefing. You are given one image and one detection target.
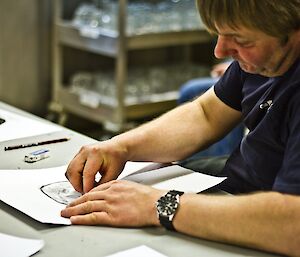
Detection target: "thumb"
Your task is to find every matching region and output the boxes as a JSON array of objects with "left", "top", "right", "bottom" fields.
[{"left": 98, "top": 162, "right": 126, "bottom": 185}]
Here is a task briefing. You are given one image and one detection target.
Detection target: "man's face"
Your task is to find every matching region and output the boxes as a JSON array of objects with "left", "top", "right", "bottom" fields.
[{"left": 214, "top": 25, "right": 299, "bottom": 77}]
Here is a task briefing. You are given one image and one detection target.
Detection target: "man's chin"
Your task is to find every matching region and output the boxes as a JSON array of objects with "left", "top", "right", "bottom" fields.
[
  {"left": 238, "top": 62, "right": 260, "bottom": 74},
  {"left": 240, "top": 64, "right": 275, "bottom": 77}
]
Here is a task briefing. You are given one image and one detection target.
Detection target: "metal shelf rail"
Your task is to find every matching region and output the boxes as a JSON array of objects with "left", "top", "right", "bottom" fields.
[{"left": 50, "top": 0, "right": 212, "bottom": 132}]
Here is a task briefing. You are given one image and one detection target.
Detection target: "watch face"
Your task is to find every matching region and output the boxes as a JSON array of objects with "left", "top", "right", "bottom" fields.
[
  {"left": 157, "top": 193, "right": 179, "bottom": 217},
  {"left": 156, "top": 190, "right": 184, "bottom": 230}
]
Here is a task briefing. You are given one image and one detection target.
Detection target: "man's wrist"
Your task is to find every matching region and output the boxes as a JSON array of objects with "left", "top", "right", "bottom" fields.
[
  {"left": 111, "top": 132, "right": 137, "bottom": 161},
  {"left": 156, "top": 190, "right": 184, "bottom": 231},
  {"left": 110, "top": 135, "right": 131, "bottom": 160}
]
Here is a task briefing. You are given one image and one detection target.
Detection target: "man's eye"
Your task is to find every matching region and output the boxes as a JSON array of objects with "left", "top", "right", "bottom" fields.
[{"left": 235, "top": 39, "right": 253, "bottom": 47}]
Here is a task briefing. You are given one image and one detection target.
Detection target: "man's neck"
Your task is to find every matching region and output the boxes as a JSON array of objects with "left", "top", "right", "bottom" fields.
[{"left": 273, "top": 31, "right": 300, "bottom": 76}]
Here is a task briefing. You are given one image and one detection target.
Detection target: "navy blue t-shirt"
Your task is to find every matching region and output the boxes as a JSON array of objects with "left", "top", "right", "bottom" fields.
[{"left": 214, "top": 59, "right": 300, "bottom": 195}]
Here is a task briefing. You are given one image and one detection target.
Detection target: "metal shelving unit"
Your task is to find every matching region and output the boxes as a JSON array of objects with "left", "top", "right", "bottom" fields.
[{"left": 50, "top": 0, "right": 213, "bottom": 132}]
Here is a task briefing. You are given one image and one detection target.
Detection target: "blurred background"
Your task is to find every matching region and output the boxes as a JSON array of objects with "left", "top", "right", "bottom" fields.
[{"left": 0, "top": 0, "right": 220, "bottom": 141}]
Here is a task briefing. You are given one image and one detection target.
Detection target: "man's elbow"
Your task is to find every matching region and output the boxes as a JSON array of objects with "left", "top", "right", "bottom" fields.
[
  {"left": 283, "top": 239, "right": 300, "bottom": 257},
  {"left": 283, "top": 226, "right": 300, "bottom": 257},
  {"left": 278, "top": 194, "right": 300, "bottom": 257}
]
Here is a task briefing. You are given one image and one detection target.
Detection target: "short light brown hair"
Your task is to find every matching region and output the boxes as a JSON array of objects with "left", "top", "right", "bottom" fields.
[{"left": 197, "top": 0, "right": 300, "bottom": 41}]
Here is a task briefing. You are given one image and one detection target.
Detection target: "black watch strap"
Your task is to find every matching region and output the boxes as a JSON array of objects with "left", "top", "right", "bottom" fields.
[
  {"left": 158, "top": 190, "right": 184, "bottom": 231},
  {"left": 159, "top": 215, "right": 177, "bottom": 231}
]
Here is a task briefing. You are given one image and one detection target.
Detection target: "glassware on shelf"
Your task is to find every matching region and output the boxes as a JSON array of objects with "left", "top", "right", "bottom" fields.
[
  {"left": 72, "top": 4, "right": 97, "bottom": 27},
  {"left": 71, "top": 0, "right": 204, "bottom": 38},
  {"left": 94, "top": 71, "right": 116, "bottom": 98},
  {"left": 99, "top": 0, "right": 118, "bottom": 33},
  {"left": 70, "top": 71, "right": 94, "bottom": 91},
  {"left": 69, "top": 64, "right": 210, "bottom": 106},
  {"left": 72, "top": 1, "right": 118, "bottom": 38}
]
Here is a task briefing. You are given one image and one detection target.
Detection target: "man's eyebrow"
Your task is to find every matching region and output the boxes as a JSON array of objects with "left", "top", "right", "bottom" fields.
[{"left": 218, "top": 32, "right": 241, "bottom": 37}]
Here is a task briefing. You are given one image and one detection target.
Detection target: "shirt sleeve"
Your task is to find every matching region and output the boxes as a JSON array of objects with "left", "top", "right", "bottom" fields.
[{"left": 214, "top": 61, "right": 244, "bottom": 111}]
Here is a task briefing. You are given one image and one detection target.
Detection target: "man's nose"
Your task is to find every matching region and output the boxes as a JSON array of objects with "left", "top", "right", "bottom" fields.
[{"left": 214, "top": 36, "right": 236, "bottom": 59}]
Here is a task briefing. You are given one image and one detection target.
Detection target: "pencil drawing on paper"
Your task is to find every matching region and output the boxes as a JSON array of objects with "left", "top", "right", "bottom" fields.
[{"left": 40, "top": 181, "right": 82, "bottom": 205}]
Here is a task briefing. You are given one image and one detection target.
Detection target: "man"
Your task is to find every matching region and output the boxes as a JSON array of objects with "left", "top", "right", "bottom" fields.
[{"left": 61, "top": 0, "right": 300, "bottom": 256}]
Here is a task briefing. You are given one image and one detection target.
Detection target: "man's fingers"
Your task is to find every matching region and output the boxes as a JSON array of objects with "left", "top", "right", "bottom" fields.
[
  {"left": 60, "top": 180, "right": 161, "bottom": 227},
  {"left": 66, "top": 190, "right": 107, "bottom": 207},
  {"left": 90, "top": 180, "right": 115, "bottom": 193},
  {"left": 65, "top": 157, "right": 85, "bottom": 193},
  {"left": 98, "top": 163, "right": 124, "bottom": 185},
  {"left": 65, "top": 142, "right": 127, "bottom": 194},
  {"left": 81, "top": 157, "right": 104, "bottom": 193},
  {"left": 62, "top": 198, "right": 106, "bottom": 216},
  {"left": 70, "top": 212, "right": 111, "bottom": 225}
]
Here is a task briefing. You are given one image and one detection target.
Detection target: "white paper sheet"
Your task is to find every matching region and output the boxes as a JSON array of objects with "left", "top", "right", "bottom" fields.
[
  {"left": 122, "top": 165, "right": 226, "bottom": 192},
  {"left": 0, "top": 165, "right": 72, "bottom": 224},
  {"left": 106, "top": 245, "right": 167, "bottom": 257},
  {"left": 0, "top": 232, "right": 44, "bottom": 257},
  {"left": 0, "top": 108, "right": 61, "bottom": 142},
  {"left": 0, "top": 162, "right": 153, "bottom": 225},
  {"left": 0, "top": 162, "right": 226, "bottom": 224}
]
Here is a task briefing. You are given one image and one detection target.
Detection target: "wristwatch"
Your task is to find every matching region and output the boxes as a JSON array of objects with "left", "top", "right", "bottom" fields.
[{"left": 156, "top": 190, "right": 184, "bottom": 231}]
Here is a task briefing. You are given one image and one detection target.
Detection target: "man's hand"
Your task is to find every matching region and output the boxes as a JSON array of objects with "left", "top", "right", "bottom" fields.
[
  {"left": 61, "top": 180, "right": 164, "bottom": 227},
  {"left": 65, "top": 140, "right": 128, "bottom": 193}
]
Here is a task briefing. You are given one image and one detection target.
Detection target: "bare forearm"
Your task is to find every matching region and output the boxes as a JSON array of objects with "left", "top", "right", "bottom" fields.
[
  {"left": 112, "top": 88, "right": 242, "bottom": 163},
  {"left": 112, "top": 101, "right": 211, "bottom": 163},
  {"left": 173, "top": 192, "right": 300, "bottom": 256}
]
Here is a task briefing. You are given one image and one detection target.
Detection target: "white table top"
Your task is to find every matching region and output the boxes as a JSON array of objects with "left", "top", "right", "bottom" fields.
[{"left": 0, "top": 101, "right": 277, "bottom": 257}]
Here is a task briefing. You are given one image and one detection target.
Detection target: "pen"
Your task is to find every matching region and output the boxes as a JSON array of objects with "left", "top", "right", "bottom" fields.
[{"left": 4, "top": 137, "right": 71, "bottom": 151}]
